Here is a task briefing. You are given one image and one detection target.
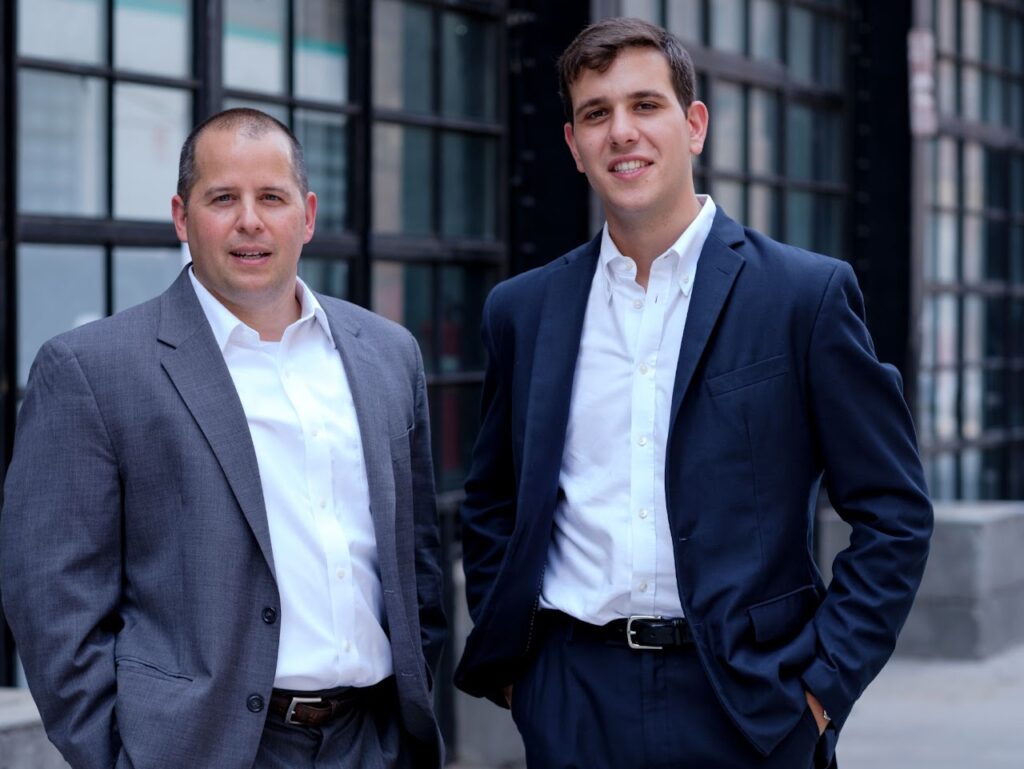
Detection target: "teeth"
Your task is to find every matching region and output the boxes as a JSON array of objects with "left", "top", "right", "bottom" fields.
[
  {"left": 232, "top": 251, "right": 268, "bottom": 258},
  {"left": 613, "top": 160, "right": 648, "bottom": 172}
]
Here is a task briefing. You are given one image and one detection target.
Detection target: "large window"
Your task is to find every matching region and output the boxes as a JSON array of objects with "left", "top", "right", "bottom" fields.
[
  {"left": 918, "top": 0, "right": 1024, "bottom": 499},
  {"left": 620, "top": 0, "right": 850, "bottom": 258}
]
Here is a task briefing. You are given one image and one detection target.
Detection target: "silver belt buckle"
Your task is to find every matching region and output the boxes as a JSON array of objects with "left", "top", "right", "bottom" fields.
[
  {"left": 285, "top": 696, "right": 323, "bottom": 725},
  {"left": 626, "top": 614, "right": 664, "bottom": 650}
]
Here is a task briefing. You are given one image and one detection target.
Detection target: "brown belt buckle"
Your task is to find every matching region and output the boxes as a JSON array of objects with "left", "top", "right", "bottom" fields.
[
  {"left": 285, "top": 696, "right": 323, "bottom": 725},
  {"left": 626, "top": 615, "right": 664, "bottom": 650}
]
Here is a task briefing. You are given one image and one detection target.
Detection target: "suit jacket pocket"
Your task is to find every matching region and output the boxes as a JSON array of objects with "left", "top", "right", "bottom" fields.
[
  {"left": 706, "top": 355, "right": 788, "bottom": 396},
  {"left": 746, "top": 584, "right": 820, "bottom": 645},
  {"left": 115, "top": 656, "right": 193, "bottom": 683}
]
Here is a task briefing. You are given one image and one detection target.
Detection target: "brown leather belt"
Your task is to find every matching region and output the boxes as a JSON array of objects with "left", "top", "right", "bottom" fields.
[{"left": 269, "top": 677, "right": 393, "bottom": 727}]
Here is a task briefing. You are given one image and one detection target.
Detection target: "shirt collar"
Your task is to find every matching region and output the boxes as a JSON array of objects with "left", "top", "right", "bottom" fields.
[
  {"left": 188, "top": 267, "right": 335, "bottom": 351},
  {"left": 597, "top": 194, "right": 717, "bottom": 302}
]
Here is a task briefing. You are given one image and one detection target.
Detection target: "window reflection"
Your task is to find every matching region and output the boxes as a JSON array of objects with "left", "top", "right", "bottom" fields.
[
  {"left": 373, "top": 0, "right": 434, "bottom": 114},
  {"left": 296, "top": 109, "right": 349, "bottom": 232},
  {"left": 665, "top": 0, "right": 702, "bottom": 43},
  {"left": 372, "top": 261, "right": 434, "bottom": 369},
  {"left": 751, "top": 0, "right": 781, "bottom": 63},
  {"left": 432, "top": 384, "right": 483, "bottom": 493},
  {"left": 115, "top": 0, "right": 190, "bottom": 77},
  {"left": 440, "top": 266, "right": 497, "bottom": 373},
  {"left": 710, "top": 0, "right": 744, "bottom": 54},
  {"left": 298, "top": 258, "right": 349, "bottom": 299},
  {"left": 19, "top": 0, "right": 105, "bottom": 64},
  {"left": 114, "top": 248, "right": 185, "bottom": 312},
  {"left": 224, "top": 0, "right": 287, "bottom": 95},
  {"left": 373, "top": 124, "right": 434, "bottom": 235},
  {"left": 710, "top": 81, "right": 743, "bottom": 172},
  {"left": 17, "top": 245, "right": 105, "bottom": 387},
  {"left": 294, "top": 0, "right": 349, "bottom": 103},
  {"left": 442, "top": 12, "right": 497, "bottom": 121},
  {"left": 442, "top": 134, "right": 498, "bottom": 240},
  {"left": 18, "top": 71, "right": 107, "bottom": 217}
]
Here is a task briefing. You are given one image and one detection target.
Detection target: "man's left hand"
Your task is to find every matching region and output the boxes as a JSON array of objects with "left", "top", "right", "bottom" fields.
[{"left": 805, "top": 691, "right": 828, "bottom": 735}]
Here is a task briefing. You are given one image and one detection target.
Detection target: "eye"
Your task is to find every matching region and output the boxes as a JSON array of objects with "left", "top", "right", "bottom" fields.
[
  {"left": 584, "top": 108, "right": 608, "bottom": 121},
  {"left": 636, "top": 101, "right": 658, "bottom": 111},
  {"left": 262, "top": 193, "right": 284, "bottom": 203},
  {"left": 212, "top": 193, "right": 233, "bottom": 203}
]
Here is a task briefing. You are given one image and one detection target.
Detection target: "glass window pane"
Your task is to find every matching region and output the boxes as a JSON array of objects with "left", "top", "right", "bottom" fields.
[
  {"left": 984, "top": 219, "right": 1008, "bottom": 281},
  {"left": 788, "top": 7, "right": 814, "bottom": 85},
  {"left": 710, "top": 0, "right": 744, "bottom": 54},
  {"left": 713, "top": 180, "right": 744, "bottom": 222},
  {"left": 298, "top": 258, "right": 349, "bottom": 299},
  {"left": 786, "top": 190, "right": 813, "bottom": 251},
  {"left": 747, "top": 184, "right": 778, "bottom": 237},
  {"left": 18, "top": 71, "right": 107, "bottom": 217},
  {"left": 1011, "top": 226, "right": 1024, "bottom": 285},
  {"left": 961, "top": 65, "right": 982, "bottom": 121},
  {"left": 442, "top": 133, "right": 497, "bottom": 240},
  {"left": 224, "top": 0, "right": 287, "bottom": 95},
  {"left": 926, "top": 452, "right": 956, "bottom": 501},
  {"left": 115, "top": 0, "right": 190, "bottom": 77},
  {"left": 981, "top": 3, "right": 1004, "bottom": 68},
  {"left": 439, "top": 265, "right": 497, "bottom": 373},
  {"left": 937, "top": 59, "right": 956, "bottom": 117},
  {"left": 749, "top": 89, "right": 778, "bottom": 175},
  {"left": 442, "top": 12, "right": 498, "bottom": 121},
  {"left": 113, "top": 247, "right": 185, "bottom": 312},
  {"left": 962, "top": 0, "right": 982, "bottom": 60},
  {"left": 665, "top": 0, "right": 701, "bottom": 43},
  {"left": 816, "top": 109, "right": 843, "bottom": 184},
  {"left": 295, "top": 109, "right": 349, "bottom": 233},
  {"left": 786, "top": 104, "right": 813, "bottom": 181},
  {"left": 1011, "top": 18, "right": 1024, "bottom": 73},
  {"left": 960, "top": 448, "right": 981, "bottom": 499},
  {"left": 816, "top": 16, "right": 844, "bottom": 90},
  {"left": 751, "top": 0, "right": 781, "bottom": 63},
  {"left": 935, "top": 0, "right": 956, "bottom": 54},
  {"left": 373, "top": 124, "right": 433, "bottom": 235},
  {"left": 372, "top": 261, "right": 434, "bottom": 369},
  {"left": 924, "top": 210, "right": 958, "bottom": 283},
  {"left": 373, "top": 0, "right": 434, "bottom": 113},
  {"left": 962, "top": 213, "right": 983, "bottom": 283},
  {"left": 934, "top": 369, "right": 958, "bottom": 441},
  {"left": 813, "top": 195, "right": 844, "bottom": 258},
  {"left": 432, "top": 383, "right": 483, "bottom": 493},
  {"left": 916, "top": 370, "right": 934, "bottom": 442},
  {"left": 114, "top": 84, "right": 190, "bottom": 220},
  {"left": 621, "top": 0, "right": 659, "bottom": 23},
  {"left": 964, "top": 141, "right": 984, "bottom": 210},
  {"left": 982, "top": 73, "right": 1004, "bottom": 126},
  {"left": 294, "top": 0, "right": 349, "bottom": 103},
  {"left": 710, "top": 81, "right": 743, "bottom": 172},
  {"left": 19, "top": 0, "right": 105, "bottom": 64},
  {"left": 18, "top": 245, "right": 106, "bottom": 386},
  {"left": 934, "top": 293, "right": 959, "bottom": 368},
  {"left": 932, "top": 137, "right": 958, "bottom": 207}
]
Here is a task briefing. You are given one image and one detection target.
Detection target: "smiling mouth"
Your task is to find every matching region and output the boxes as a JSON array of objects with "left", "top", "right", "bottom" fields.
[
  {"left": 230, "top": 250, "right": 271, "bottom": 259},
  {"left": 611, "top": 160, "right": 651, "bottom": 173}
]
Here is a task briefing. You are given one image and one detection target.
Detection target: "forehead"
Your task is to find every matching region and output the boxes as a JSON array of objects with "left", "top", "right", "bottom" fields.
[
  {"left": 570, "top": 47, "right": 673, "bottom": 102},
  {"left": 193, "top": 126, "right": 296, "bottom": 184}
]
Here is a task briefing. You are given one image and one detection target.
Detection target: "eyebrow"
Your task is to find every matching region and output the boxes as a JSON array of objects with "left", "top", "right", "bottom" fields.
[
  {"left": 201, "top": 185, "right": 291, "bottom": 197},
  {"left": 573, "top": 89, "right": 669, "bottom": 119}
]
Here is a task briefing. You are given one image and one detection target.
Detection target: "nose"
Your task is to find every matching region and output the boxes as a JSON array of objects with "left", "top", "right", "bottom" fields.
[
  {"left": 235, "top": 198, "right": 264, "bottom": 233},
  {"left": 608, "top": 107, "right": 639, "bottom": 147}
]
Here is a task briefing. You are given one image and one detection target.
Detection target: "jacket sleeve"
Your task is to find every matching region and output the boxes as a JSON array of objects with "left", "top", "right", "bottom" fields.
[
  {"left": 0, "top": 338, "right": 122, "bottom": 769},
  {"left": 459, "top": 290, "right": 519, "bottom": 622},
  {"left": 408, "top": 336, "right": 447, "bottom": 676},
  {"left": 801, "top": 261, "right": 933, "bottom": 729}
]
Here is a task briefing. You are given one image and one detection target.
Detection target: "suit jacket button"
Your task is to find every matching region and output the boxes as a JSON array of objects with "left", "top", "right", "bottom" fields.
[
  {"left": 262, "top": 607, "right": 277, "bottom": 624},
  {"left": 247, "top": 694, "right": 265, "bottom": 713}
]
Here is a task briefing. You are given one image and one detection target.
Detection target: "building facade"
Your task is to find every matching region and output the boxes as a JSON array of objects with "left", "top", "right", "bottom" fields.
[{"left": 1, "top": 0, "right": 1022, "bottom": 757}]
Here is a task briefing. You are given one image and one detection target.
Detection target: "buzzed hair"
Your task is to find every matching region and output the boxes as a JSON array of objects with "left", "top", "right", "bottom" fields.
[
  {"left": 557, "top": 17, "right": 697, "bottom": 122},
  {"left": 176, "top": 108, "right": 309, "bottom": 204}
]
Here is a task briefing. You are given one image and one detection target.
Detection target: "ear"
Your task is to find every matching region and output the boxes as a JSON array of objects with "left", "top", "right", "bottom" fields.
[
  {"left": 686, "top": 101, "right": 709, "bottom": 156},
  {"left": 171, "top": 195, "right": 189, "bottom": 242},
  {"left": 303, "top": 191, "right": 318, "bottom": 243},
  {"left": 563, "top": 122, "right": 585, "bottom": 173}
]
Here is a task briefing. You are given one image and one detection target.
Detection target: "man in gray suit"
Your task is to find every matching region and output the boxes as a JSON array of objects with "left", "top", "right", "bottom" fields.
[{"left": 0, "top": 109, "right": 446, "bottom": 769}]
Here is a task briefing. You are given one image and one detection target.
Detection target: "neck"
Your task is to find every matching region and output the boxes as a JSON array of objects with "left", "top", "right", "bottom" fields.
[
  {"left": 607, "top": 194, "right": 703, "bottom": 289},
  {"left": 220, "top": 287, "right": 302, "bottom": 342}
]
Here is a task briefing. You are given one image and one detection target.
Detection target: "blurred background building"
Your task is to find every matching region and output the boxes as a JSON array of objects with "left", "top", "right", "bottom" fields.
[{"left": 0, "top": 0, "right": 1022, "bottom": 763}]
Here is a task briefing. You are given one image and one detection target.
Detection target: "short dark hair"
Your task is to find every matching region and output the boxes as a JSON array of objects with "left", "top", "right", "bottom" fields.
[
  {"left": 557, "top": 17, "right": 697, "bottom": 122},
  {"left": 176, "top": 108, "right": 309, "bottom": 205}
]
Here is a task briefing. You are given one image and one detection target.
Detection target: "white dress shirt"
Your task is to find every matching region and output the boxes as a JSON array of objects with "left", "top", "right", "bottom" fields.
[
  {"left": 540, "top": 196, "right": 718, "bottom": 624},
  {"left": 189, "top": 270, "right": 392, "bottom": 690}
]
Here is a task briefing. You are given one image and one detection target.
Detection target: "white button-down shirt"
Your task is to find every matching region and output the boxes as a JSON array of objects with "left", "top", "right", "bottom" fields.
[
  {"left": 189, "top": 270, "right": 392, "bottom": 690},
  {"left": 540, "top": 196, "right": 717, "bottom": 624}
]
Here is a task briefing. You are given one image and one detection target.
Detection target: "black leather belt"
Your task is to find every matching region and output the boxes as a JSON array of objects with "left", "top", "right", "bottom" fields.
[
  {"left": 269, "top": 677, "right": 393, "bottom": 726},
  {"left": 552, "top": 611, "right": 694, "bottom": 650}
]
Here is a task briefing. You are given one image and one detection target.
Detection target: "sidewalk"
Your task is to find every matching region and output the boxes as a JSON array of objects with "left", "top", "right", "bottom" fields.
[{"left": 450, "top": 642, "right": 1024, "bottom": 769}]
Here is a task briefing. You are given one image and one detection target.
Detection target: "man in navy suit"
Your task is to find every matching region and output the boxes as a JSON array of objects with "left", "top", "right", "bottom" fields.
[{"left": 455, "top": 17, "right": 931, "bottom": 769}]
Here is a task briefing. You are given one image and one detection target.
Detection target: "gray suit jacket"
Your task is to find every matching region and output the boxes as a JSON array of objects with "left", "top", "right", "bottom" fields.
[{"left": 0, "top": 268, "right": 446, "bottom": 769}]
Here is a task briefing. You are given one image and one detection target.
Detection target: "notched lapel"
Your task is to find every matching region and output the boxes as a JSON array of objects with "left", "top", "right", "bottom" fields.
[
  {"left": 157, "top": 272, "right": 277, "bottom": 578},
  {"left": 520, "top": 242, "right": 599, "bottom": 504},
  {"left": 669, "top": 219, "right": 746, "bottom": 430}
]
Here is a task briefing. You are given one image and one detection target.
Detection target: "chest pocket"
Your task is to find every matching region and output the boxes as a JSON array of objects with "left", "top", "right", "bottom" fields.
[{"left": 706, "top": 355, "right": 788, "bottom": 397}]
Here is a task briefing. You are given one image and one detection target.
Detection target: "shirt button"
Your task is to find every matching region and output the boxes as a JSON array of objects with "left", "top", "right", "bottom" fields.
[
  {"left": 639, "top": 363, "right": 648, "bottom": 375},
  {"left": 638, "top": 508, "right": 648, "bottom": 519},
  {"left": 343, "top": 640, "right": 352, "bottom": 652},
  {"left": 637, "top": 435, "right": 648, "bottom": 447},
  {"left": 319, "top": 499, "right": 327, "bottom": 509},
  {"left": 261, "top": 607, "right": 277, "bottom": 624},
  {"left": 638, "top": 581, "right": 648, "bottom": 593},
  {"left": 683, "top": 275, "right": 691, "bottom": 285},
  {"left": 247, "top": 694, "right": 265, "bottom": 713},
  {"left": 336, "top": 567, "right": 346, "bottom": 580},
  {"left": 311, "top": 428, "right": 319, "bottom": 438},
  {"left": 632, "top": 299, "right": 643, "bottom": 309}
]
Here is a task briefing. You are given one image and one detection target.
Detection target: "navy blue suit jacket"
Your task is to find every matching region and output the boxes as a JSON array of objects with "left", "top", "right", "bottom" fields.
[{"left": 454, "top": 209, "right": 932, "bottom": 756}]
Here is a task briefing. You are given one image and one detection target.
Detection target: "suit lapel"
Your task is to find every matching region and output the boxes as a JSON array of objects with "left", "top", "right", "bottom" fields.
[
  {"left": 669, "top": 209, "right": 746, "bottom": 430},
  {"left": 520, "top": 236, "right": 600, "bottom": 505},
  {"left": 157, "top": 270, "right": 277, "bottom": 578},
  {"left": 322, "top": 306, "right": 396, "bottom": 540}
]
